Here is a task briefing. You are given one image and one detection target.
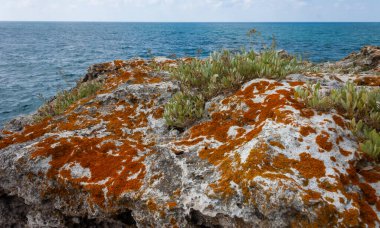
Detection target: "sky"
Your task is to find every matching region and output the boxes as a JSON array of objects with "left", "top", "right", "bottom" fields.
[{"left": 0, "top": 0, "right": 379, "bottom": 22}]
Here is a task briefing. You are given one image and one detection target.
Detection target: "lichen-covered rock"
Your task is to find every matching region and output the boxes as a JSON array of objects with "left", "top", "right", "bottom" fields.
[
  {"left": 1, "top": 58, "right": 379, "bottom": 227},
  {"left": 337, "top": 46, "right": 380, "bottom": 71}
]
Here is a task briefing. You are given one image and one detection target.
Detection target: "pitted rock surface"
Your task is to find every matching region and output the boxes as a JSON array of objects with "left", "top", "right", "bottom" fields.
[{"left": 1, "top": 58, "right": 379, "bottom": 227}]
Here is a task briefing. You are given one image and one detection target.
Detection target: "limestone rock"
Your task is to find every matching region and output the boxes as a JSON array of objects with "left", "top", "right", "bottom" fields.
[
  {"left": 1, "top": 57, "right": 379, "bottom": 227},
  {"left": 337, "top": 46, "right": 380, "bottom": 71}
]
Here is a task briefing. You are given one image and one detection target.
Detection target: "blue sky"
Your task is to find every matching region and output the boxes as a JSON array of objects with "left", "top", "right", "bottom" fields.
[{"left": 0, "top": 0, "right": 379, "bottom": 22}]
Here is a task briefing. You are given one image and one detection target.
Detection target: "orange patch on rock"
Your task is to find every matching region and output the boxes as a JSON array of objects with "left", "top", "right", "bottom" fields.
[
  {"left": 0, "top": 119, "right": 51, "bottom": 150},
  {"left": 176, "top": 80, "right": 311, "bottom": 201},
  {"left": 303, "top": 190, "right": 322, "bottom": 204},
  {"left": 269, "top": 141, "right": 285, "bottom": 150},
  {"left": 0, "top": 60, "right": 170, "bottom": 208},
  {"left": 294, "top": 153, "right": 326, "bottom": 179},
  {"left": 300, "top": 109, "right": 315, "bottom": 118},
  {"left": 152, "top": 107, "right": 164, "bottom": 119},
  {"left": 339, "top": 147, "right": 351, "bottom": 156},
  {"left": 316, "top": 131, "right": 333, "bottom": 151},
  {"left": 300, "top": 126, "right": 317, "bottom": 137},
  {"left": 360, "top": 169, "right": 380, "bottom": 183},
  {"left": 341, "top": 209, "right": 360, "bottom": 227},
  {"left": 332, "top": 115, "right": 346, "bottom": 129},
  {"left": 288, "top": 81, "right": 305, "bottom": 86},
  {"left": 167, "top": 202, "right": 177, "bottom": 209},
  {"left": 354, "top": 76, "right": 380, "bottom": 86},
  {"left": 358, "top": 183, "right": 378, "bottom": 205},
  {"left": 147, "top": 199, "right": 158, "bottom": 211}
]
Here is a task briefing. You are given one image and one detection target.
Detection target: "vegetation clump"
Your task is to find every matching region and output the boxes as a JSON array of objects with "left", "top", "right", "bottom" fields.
[
  {"left": 164, "top": 92, "right": 204, "bottom": 129},
  {"left": 36, "top": 80, "right": 103, "bottom": 120},
  {"left": 295, "top": 82, "right": 380, "bottom": 159},
  {"left": 172, "top": 49, "right": 303, "bottom": 99},
  {"left": 164, "top": 35, "right": 305, "bottom": 128}
]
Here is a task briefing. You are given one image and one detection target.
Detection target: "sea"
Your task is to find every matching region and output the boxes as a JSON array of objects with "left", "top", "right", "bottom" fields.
[{"left": 1, "top": 22, "right": 380, "bottom": 126}]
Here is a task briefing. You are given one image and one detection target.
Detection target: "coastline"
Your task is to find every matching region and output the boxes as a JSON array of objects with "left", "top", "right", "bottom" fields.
[{"left": 0, "top": 46, "right": 379, "bottom": 227}]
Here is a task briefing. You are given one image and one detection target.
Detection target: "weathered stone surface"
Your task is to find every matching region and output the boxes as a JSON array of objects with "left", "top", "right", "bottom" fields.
[
  {"left": 1, "top": 56, "right": 379, "bottom": 227},
  {"left": 337, "top": 45, "right": 380, "bottom": 71}
]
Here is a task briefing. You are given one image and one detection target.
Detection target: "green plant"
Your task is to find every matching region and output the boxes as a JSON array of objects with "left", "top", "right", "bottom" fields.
[
  {"left": 295, "top": 81, "right": 380, "bottom": 159},
  {"left": 164, "top": 30, "right": 305, "bottom": 128},
  {"left": 172, "top": 48, "right": 303, "bottom": 99},
  {"left": 330, "top": 83, "right": 369, "bottom": 118},
  {"left": 36, "top": 80, "right": 103, "bottom": 120},
  {"left": 164, "top": 92, "right": 205, "bottom": 128},
  {"left": 360, "top": 130, "right": 380, "bottom": 159},
  {"left": 294, "top": 82, "right": 331, "bottom": 110}
]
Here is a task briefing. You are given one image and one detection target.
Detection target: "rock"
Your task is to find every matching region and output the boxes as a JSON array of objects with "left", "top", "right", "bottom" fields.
[
  {"left": 336, "top": 46, "right": 380, "bottom": 71},
  {"left": 1, "top": 57, "right": 379, "bottom": 227},
  {"left": 82, "top": 59, "right": 135, "bottom": 82},
  {"left": 2, "top": 115, "right": 35, "bottom": 132}
]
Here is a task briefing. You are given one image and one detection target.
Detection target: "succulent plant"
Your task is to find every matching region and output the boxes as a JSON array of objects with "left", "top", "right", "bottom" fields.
[
  {"left": 295, "top": 81, "right": 380, "bottom": 159},
  {"left": 294, "top": 82, "right": 331, "bottom": 110},
  {"left": 172, "top": 48, "right": 303, "bottom": 100},
  {"left": 360, "top": 130, "right": 380, "bottom": 159},
  {"left": 36, "top": 80, "right": 103, "bottom": 121},
  {"left": 164, "top": 92, "right": 205, "bottom": 128}
]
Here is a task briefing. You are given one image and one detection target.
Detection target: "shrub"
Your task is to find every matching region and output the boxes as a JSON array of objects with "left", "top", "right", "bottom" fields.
[
  {"left": 294, "top": 82, "right": 331, "bottom": 111},
  {"left": 361, "top": 130, "right": 380, "bottom": 159},
  {"left": 172, "top": 49, "right": 303, "bottom": 99},
  {"left": 295, "top": 82, "right": 380, "bottom": 159},
  {"left": 36, "top": 80, "right": 103, "bottom": 120},
  {"left": 164, "top": 92, "right": 205, "bottom": 129},
  {"left": 164, "top": 31, "right": 306, "bottom": 129}
]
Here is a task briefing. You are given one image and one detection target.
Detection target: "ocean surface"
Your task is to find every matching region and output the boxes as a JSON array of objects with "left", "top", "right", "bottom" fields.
[{"left": 1, "top": 22, "right": 380, "bottom": 126}]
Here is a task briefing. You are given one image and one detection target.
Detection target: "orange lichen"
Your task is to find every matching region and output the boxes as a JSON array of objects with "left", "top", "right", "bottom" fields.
[
  {"left": 0, "top": 59, "right": 172, "bottom": 208},
  {"left": 335, "top": 136, "right": 343, "bottom": 144},
  {"left": 332, "top": 115, "right": 346, "bottom": 129},
  {"left": 354, "top": 76, "right": 380, "bottom": 86},
  {"left": 300, "top": 108, "right": 315, "bottom": 118},
  {"left": 300, "top": 126, "right": 317, "bottom": 137},
  {"left": 147, "top": 199, "right": 158, "bottom": 211},
  {"left": 175, "top": 138, "right": 203, "bottom": 147},
  {"left": 360, "top": 169, "right": 380, "bottom": 183},
  {"left": 167, "top": 202, "right": 177, "bottom": 209},
  {"left": 2, "top": 60, "right": 379, "bottom": 226},
  {"left": 176, "top": 81, "right": 310, "bottom": 201},
  {"left": 303, "top": 190, "right": 322, "bottom": 204},
  {"left": 0, "top": 119, "right": 51, "bottom": 150},
  {"left": 359, "top": 199, "right": 378, "bottom": 227},
  {"left": 174, "top": 79, "right": 379, "bottom": 226},
  {"left": 339, "top": 147, "right": 351, "bottom": 156},
  {"left": 152, "top": 107, "right": 164, "bottom": 119},
  {"left": 316, "top": 131, "right": 333, "bottom": 151},
  {"left": 113, "top": 60, "right": 127, "bottom": 68},
  {"left": 1, "top": 130, "right": 12, "bottom": 135},
  {"left": 294, "top": 153, "right": 326, "bottom": 179},
  {"left": 341, "top": 209, "right": 360, "bottom": 227},
  {"left": 269, "top": 141, "right": 285, "bottom": 150},
  {"left": 288, "top": 81, "right": 305, "bottom": 87},
  {"left": 129, "top": 60, "right": 145, "bottom": 68},
  {"left": 358, "top": 183, "right": 377, "bottom": 205}
]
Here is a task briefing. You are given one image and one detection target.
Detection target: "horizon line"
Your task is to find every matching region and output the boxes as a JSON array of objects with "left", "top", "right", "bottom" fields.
[{"left": 0, "top": 20, "right": 379, "bottom": 23}]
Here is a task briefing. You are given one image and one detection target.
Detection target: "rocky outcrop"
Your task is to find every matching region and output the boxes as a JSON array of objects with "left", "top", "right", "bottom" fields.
[
  {"left": 336, "top": 46, "right": 380, "bottom": 72},
  {"left": 1, "top": 55, "right": 380, "bottom": 227}
]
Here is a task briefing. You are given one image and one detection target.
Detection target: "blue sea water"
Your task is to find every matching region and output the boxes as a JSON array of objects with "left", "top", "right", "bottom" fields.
[{"left": 0, "top": 22, "right": 380, "bottom": 126}]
